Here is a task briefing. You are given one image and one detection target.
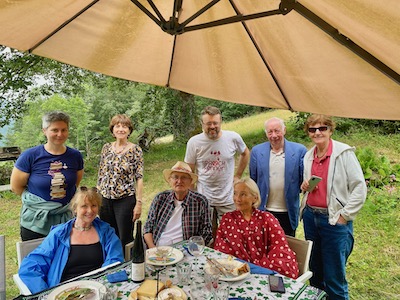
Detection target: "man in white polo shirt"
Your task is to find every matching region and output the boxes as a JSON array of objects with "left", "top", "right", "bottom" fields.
[{"left": 250, "top": 117, "right": 307, "bottom": 236}]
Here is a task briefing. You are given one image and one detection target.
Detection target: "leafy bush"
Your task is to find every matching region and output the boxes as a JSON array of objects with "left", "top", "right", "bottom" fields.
[
  {"left": 365, "top": 186, "right": 399, "bottom": 214},
  {"left": 289, "top": 112, "right": 400, "bottom": 134},
  {"left": 356, "top": 147, "right": 399, "bottom": 188},
  {"left": 0, "top": 161, "right": 13, "bottom": 185}
]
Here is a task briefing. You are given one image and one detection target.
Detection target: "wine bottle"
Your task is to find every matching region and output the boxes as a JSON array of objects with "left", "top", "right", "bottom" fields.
[{"left": 131, "top": 220, "right": 145, "bottom": 283}]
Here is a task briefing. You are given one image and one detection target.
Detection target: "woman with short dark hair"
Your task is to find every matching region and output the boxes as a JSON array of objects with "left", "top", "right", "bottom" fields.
[
  {"left": 97, "top": 114, "right": 144, "bottom": 248},
  {"left": 10, "top": 111, "right": 84, "bottom": 241}
]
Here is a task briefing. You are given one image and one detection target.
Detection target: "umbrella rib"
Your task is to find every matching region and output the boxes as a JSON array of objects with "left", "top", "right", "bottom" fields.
[
  {"left": 227, "top": 1, "right": 293, "bottom": 110},
  {"left": 29, "top": 0, "right": 100, "bottom": 52},
  {"left": 294, "top": 2, "right": 400, "bottom": 85},
  {"left": 166, "top": 35, "right": 177, "bottom": 88},
  {"left": 178, "top": 0, "right": 221, "bottom": 30},
  {"left": 131, "top": 0, "right": 164, "bottom": 25},
  {"left": 183, "top": 9, "right": 282, "bottom": 33}
]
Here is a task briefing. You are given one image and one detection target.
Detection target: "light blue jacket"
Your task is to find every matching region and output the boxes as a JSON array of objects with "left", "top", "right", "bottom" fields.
[
  {"left": 19, "top": 218, "right": 124, "bottom": 294},
  {"left": 250, "top": 139, "right": 307, "bottom": 231},
  {"left": 20, "top": 191, "right": 72, "bottom": 236}
]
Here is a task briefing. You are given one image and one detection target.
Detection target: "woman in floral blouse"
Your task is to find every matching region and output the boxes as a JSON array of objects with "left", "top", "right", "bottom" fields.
[
  {"left": 97, "top": 114, "right": 144, "bottom": 249},
  {"left": 214, "top": 177, "right": 299, "bottom": 279}
]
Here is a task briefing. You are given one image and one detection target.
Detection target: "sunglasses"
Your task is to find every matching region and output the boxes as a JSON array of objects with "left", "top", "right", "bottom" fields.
[
  {"left": 79, "top": 186, "right": 98, "bottom": 192},
  {"left": 308, "top": 126, "right": 330, "bottom": 133}
]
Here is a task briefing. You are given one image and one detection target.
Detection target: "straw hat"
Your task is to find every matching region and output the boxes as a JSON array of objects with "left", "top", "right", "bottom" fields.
[{"left": 163, "top": 161, "right": 198, "bottom": 184}]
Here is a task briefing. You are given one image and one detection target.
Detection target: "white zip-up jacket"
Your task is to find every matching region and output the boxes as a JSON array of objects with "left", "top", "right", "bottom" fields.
[{"left": 301, "top": 140, "right": 367, "bottom": 225}]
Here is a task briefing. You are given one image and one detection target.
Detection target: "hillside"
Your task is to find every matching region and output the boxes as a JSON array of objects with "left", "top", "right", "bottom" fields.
[{"left": 1, "top": 110, "right": 399, "bottom": 299}]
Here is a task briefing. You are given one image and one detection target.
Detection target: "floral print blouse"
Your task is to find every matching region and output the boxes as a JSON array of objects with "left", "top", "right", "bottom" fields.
[
  {"left": 214, "top": 209, "right": 299, "bottom": 279},
  {"left": 97, "top": 143, "right": 143, "bottom": 199}
]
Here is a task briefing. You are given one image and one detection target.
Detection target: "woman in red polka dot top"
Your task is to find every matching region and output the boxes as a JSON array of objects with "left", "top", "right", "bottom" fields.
[{"left": 214, "top": 177, "right": 299, "bottom": 279}]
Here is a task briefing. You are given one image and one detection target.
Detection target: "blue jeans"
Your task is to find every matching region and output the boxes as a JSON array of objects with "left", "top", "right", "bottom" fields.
[{"left": 303, "top": 206, "right": 354, "bottom": 300}]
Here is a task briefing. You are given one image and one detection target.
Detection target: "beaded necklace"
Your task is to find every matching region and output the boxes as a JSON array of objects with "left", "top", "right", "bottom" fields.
[
  {"left": 113, "top": 142, "right": 129, "bottom": 154},
  {"left": 73, "top": 223, "right": 92, "bottom": 231}
]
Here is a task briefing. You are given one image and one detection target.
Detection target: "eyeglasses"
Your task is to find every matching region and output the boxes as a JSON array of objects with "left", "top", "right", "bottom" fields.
[
  {"left": 170, "top": 175, "right": 191, "bottom": 181},
  {"left": 202, "top": 121, "right": 220, "bottom": 127},
  {"left": 308, "top": 126, "right": 330, "bottom": 133},
  {"left": 79, "top": 186, "right": 98, "bottom": 192}
]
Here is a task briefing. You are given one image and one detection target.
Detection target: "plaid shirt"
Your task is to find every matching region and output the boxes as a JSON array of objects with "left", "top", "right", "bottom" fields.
[{"left": 144, "top": 190, "right": 212, "bottom": 245}]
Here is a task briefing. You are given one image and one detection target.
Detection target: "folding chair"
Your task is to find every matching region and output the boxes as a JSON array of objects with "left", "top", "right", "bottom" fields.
[
  {"left": 13, "top": 237, "right": 45, "bottom": 295},
  {"left": 286, "top": 235, "right": 313, "bottom": 283}
]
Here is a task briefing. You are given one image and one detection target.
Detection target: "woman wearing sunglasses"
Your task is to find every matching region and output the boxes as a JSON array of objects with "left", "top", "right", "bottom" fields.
[{"left": 300, "top": 114, "right": 367, "bottom": 300}]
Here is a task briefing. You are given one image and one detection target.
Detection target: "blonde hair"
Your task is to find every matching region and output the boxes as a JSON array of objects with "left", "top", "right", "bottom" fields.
[
  {"left": 70, "top": 187, "right": 102, "bottom": 215},
  {"left": 234, "top": 177, "right": 261, "bottom": 208}
]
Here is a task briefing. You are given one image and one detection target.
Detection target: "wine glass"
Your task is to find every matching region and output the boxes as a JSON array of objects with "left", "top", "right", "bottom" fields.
[{"left": 187, "top": 236, "right": 205, "bottom": 270}]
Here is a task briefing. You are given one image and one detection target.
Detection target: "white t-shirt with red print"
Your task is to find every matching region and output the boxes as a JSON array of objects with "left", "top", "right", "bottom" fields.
[{"left": 185, "top": 130, "right": 247, "bottom": 207}]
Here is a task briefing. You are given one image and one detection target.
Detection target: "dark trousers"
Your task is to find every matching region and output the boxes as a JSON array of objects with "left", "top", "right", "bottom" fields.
[
  {"left": 20, "top": 226, "right": 46, "bottom": 241},
  {"left": 100, "top": 194, "right": 136, "bottom": 248},
  {"left": 267, "top": 211, "right": 295, "bottom": 237}
]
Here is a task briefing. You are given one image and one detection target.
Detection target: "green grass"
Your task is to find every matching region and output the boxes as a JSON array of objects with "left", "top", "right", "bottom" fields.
[{"left": 1, "top": 110, "right": 399, "bottom": 299}]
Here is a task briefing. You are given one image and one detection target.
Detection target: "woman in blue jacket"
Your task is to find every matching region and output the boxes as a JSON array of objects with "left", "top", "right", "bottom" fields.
[{"left": 18, "top": 187, "right": 124, "bottom": 294}]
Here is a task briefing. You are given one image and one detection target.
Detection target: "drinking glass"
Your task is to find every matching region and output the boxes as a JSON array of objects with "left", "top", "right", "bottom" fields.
[
  {"left": 187, "top": 236, "right": 205, "bottom": 270},
  {"left": 214, "top": 282, "right": 230, "bottom": 300},
  {"left": 176, "top": 262, "right": 192, "bottom": 285},
  {"left": 190, "top": 281, "right": 212, "bottom": 300},
  {"left": 204, "top": 272, "right": 220, "bottom": 298}
]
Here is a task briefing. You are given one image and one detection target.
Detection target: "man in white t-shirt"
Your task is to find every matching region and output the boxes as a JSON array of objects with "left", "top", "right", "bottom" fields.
[{"left": 184, "top": 106, "right": 250, "bottom": 238}]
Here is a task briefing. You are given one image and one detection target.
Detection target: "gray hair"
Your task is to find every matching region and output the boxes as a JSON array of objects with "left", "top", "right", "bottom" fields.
[
  {"left": 264, "top": 117, "right": 285, "bottom": 132},
  {"left": 42, "top": 111, "right": 70, "bottom": 129},
  {"left": 234, "top": 177, "right": 261, "bottom": 209}
]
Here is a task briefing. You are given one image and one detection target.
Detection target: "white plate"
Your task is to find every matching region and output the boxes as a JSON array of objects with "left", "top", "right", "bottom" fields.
[
  {"left": 158, "top": 286, "right": 187, "bottom": 300},
  {"left": 146, "top": 248, "right": 184, "bottom": 266},
  {"left": 47, "top": 280, "right": 105, "bottom": 300},
  {"left": 205, "top": 258, "right": 250, "bottom": 282}
]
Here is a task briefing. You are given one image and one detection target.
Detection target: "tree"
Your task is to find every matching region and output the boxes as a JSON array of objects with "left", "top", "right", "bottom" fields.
[
  {"left": 0, "top": 46, "right": 96, "bottom": 127},
  {"left": 6, "top": 95, "right": 94, "bottom": 157},
  {"left": 165, "top": 91, "right": 198, "bottom": 143},
  {"left": 84, "top": 77, "right": 146, "bottom": 149}
]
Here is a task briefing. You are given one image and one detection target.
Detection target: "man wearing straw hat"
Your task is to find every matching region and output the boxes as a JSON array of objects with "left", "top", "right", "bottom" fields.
[{"left": 144, "top": 161, "right": 212, "bottom": 248}]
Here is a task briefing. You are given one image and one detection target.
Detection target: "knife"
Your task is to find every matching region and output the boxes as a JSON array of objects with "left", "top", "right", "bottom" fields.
[{"left": 206, "top": 256, "right": 235, "bottom": 278}]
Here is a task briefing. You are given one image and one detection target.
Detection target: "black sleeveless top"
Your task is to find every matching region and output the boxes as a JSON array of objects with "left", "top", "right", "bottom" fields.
[{"left": 61, "top": 242, "right": 103, "bottom": 282}]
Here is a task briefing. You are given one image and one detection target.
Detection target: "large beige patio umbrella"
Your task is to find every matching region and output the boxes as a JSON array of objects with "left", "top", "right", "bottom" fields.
[{"left": 0, "top": 0, "right": 399, "bottom": 119}]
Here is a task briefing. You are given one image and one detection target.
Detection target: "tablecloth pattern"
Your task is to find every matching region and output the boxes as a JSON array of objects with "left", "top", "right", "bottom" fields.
[{"left": 18, "top": 242, "right": 327, "bottom": 300}]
